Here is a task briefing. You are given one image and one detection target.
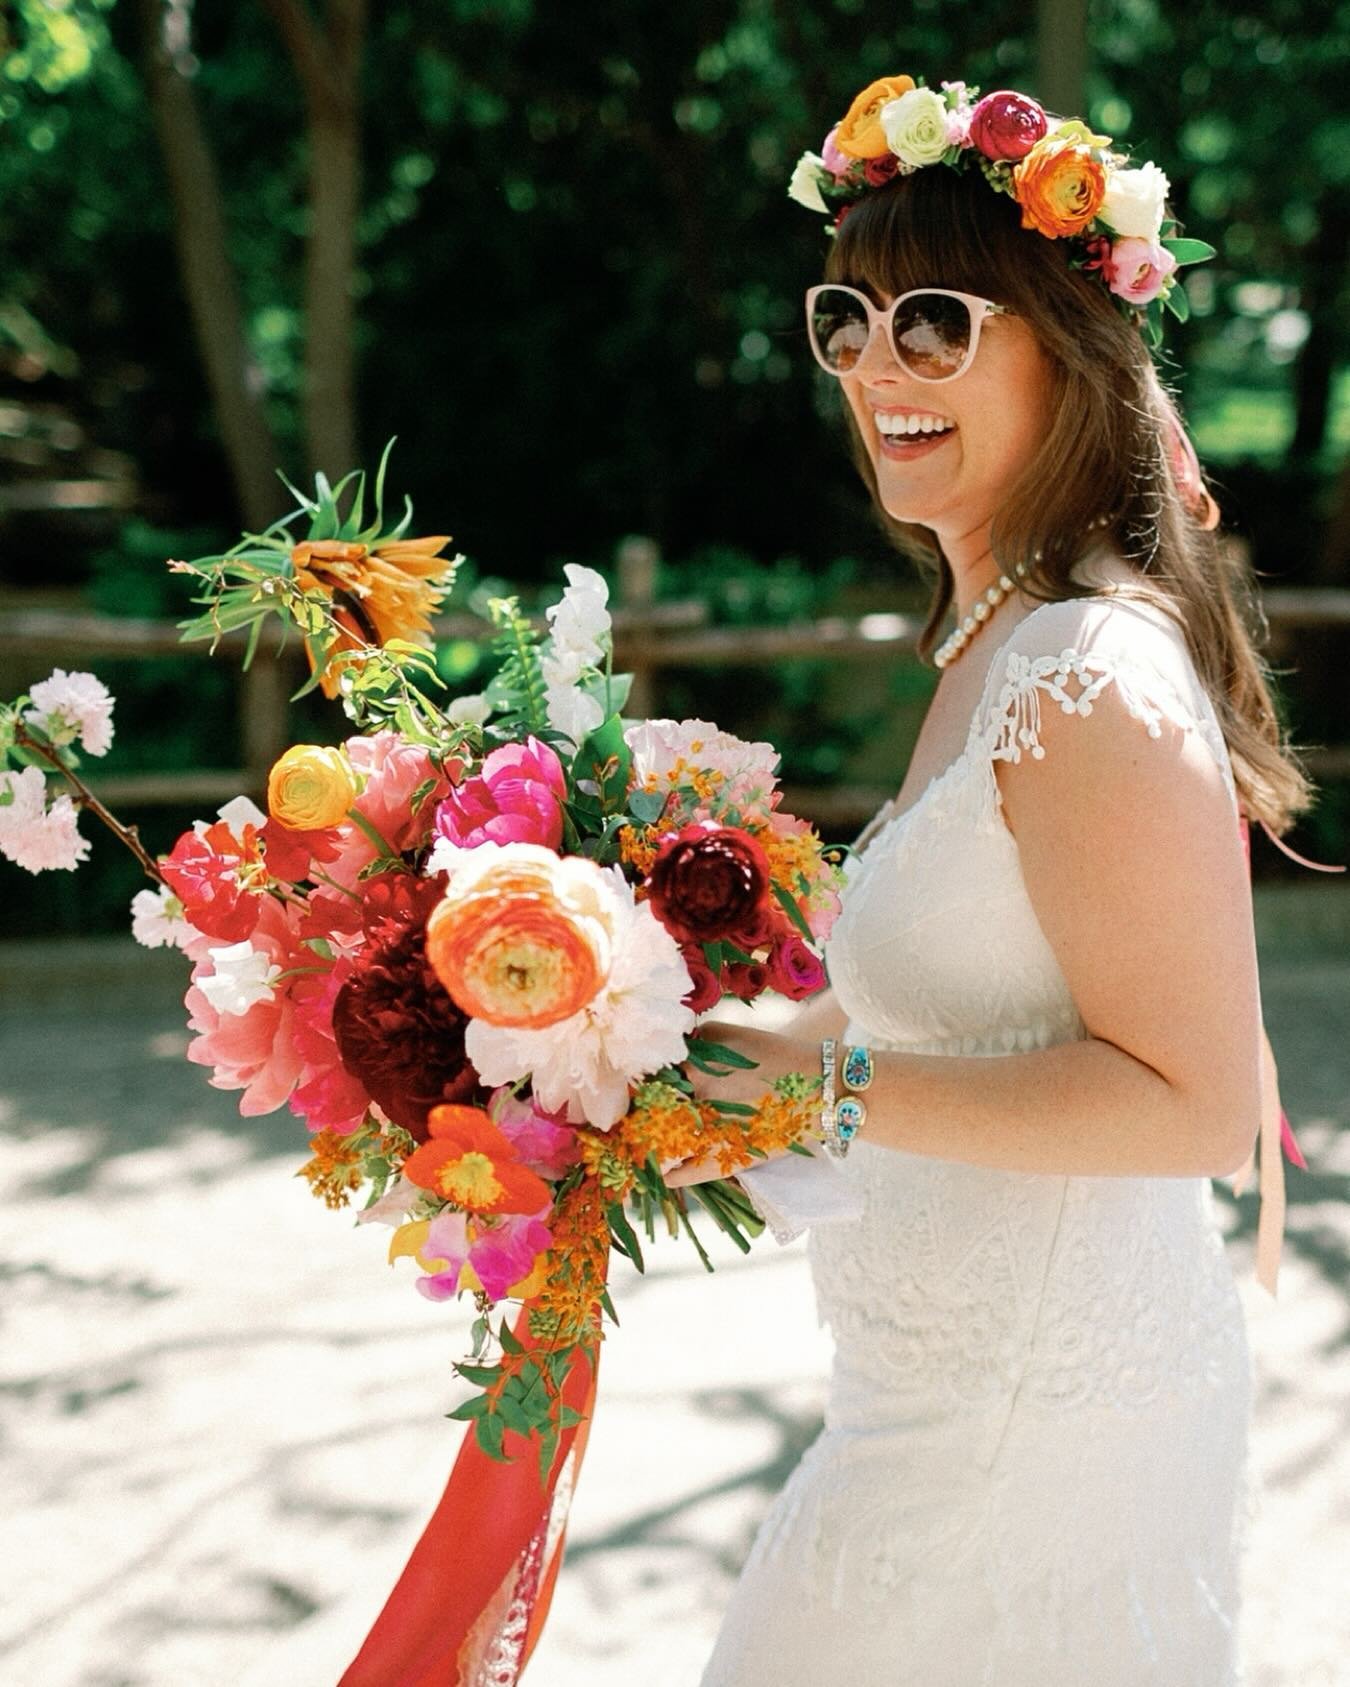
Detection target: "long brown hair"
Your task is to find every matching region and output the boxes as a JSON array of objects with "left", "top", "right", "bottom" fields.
[{"left": 822, "top": 165, "right": 1314, "bottom": 835}]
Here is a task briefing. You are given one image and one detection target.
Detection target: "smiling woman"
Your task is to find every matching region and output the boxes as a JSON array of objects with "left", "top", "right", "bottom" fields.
[{"left": 686, "top": 74, "right": 1335, "bottom": 1687}]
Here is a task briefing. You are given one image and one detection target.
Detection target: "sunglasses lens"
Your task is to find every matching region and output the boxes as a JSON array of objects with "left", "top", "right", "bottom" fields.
[
  {"left": 892, "top": 293, "right": 975, "bottom": 380},
  {"left": 809, "top": 288, "right": 871, "bottom": 373}
]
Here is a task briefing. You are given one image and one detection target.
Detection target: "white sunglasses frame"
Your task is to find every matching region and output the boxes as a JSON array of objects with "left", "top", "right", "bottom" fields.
[{"left": 804, "top": 283, "right": 1015, "bottom": 383}]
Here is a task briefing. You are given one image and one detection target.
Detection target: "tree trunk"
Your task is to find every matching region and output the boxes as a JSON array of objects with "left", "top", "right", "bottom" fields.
[
  {"left": 1291, "top": 188, "right": 1350, "bottom": 465},
  {"left": 1036, "top": 0, "right": 1088, "bottom": 118},
  {"left": 261, "top": 0, "right": 367, "bottom": 482},
  {"left": 134, "top": 0, "right": 288, "bottom": 529}
]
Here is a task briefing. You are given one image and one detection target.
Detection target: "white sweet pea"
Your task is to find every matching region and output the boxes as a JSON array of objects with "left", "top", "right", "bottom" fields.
[
  {"left": 130, "top": 884, "right": 194, "bottom": 951},
  {"left": 197, "top": 940, "right": 284, "bottom": 1016},
  {"left": 217, "top": 794, "right": 269, "bottom": 836},
  {"left": 540, "top": 647, "right": 587, "bottom": 689},
  {"left": 787, "top": 151, "right": 830, "bottom": 213},
  {"left": 880, "top": 87, "right": 952, "bottom": 168},
  {"left": 24, "top": 668, "right": 115, "bottom": 757},
  {"left": 446, "top": 692, "right": 492, "bottom": 727},
  {"left": 545, "top": 563, "right": 610, "bottom": 673},
  {"left": 545, "top": 681, "right": 605, "bottom": 747},
  {"left": 1100, "top": 161, "right": 1170, "bottom": 240}
]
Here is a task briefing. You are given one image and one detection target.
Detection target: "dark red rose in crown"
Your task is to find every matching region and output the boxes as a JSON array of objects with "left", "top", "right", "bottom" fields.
[
  {"left": 864, "top": 153, "right": 900, "bottom": 186},
  {"left": 331, "top": 873, "right": 479, "bottom": 1139},
  {"left": 968, "top": 90, "right": 1048, "bottom": 162},
  {"left": 648, "top": 822, "right": 771, "bottom": 946}
]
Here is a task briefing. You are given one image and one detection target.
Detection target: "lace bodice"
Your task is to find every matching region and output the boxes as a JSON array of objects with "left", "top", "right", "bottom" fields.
[{"left": 710, "top": 561, "right": 1255, "bottom": 1684}]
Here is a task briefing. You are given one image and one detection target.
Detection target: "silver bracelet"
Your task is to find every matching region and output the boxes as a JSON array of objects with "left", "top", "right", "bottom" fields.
[{"left": 819, "top": 1036, "right": 840, "bottom": 1157}]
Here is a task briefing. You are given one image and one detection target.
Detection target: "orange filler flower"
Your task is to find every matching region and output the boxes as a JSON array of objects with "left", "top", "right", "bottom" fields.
[
  {"left": 401, "top": 1104, "right": 554, "bottom": 1214},
  {"left": 291, "top": 534, "right": 457, "bottom": 698},
  {"left": 426, "top": 849, "right": 611, "bottom": 1029}
]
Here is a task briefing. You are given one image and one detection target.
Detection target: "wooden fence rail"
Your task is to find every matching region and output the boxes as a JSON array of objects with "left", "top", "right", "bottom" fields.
[{"left": 2, "top": 566, "right": 1348, "bottom": 830}]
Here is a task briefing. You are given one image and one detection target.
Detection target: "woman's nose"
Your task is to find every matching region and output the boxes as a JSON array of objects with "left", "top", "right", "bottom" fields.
[{"left": 850, "top": 317, "right": 901, "bottom": 381}]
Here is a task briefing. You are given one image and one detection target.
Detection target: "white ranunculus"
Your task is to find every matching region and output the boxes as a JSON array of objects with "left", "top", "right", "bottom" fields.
[
  {"left": 197, "top": 940, "right": 283, "bottom": 1017},
  {"left": 880, "top": 87, "right": 952, "bottom": 169},
  {"left": 1100, "top": 161, "right": 1170, "bottom": 240},
  {"left": 787, "top": 151, "right": 830, "bottom": 213}
]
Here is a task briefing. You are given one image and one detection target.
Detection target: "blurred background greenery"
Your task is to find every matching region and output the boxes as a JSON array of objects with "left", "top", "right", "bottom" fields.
[{"left": 1, "top": 0, "right": 1348, "bottom": 935}]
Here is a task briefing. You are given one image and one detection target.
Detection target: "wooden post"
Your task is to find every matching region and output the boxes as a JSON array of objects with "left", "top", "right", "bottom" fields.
[
  {"left": 616, "top": 534, "right": 660, "bottom": 718},
  {"left": 239, "top": 656, "right": 291, "bottom": 800}
]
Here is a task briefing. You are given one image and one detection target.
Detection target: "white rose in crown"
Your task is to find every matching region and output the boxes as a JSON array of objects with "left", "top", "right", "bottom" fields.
[
  {"left": 787, "top": 152, "right": 829, "bottom": 214},
  {"left": 1100, "top": 161, "right": 1170, "bottom": 241},
  {"left": 880, "top": 87, "right": 952, "bottom": 169}
]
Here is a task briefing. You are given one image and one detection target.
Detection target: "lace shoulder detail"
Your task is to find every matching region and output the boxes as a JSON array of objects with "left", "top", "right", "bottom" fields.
[{"left": 975, "top": 595, "right": 1240, "bottom": 814}]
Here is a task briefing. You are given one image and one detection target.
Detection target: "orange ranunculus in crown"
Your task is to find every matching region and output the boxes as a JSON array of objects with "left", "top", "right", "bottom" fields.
[
  {"left": 425, "top": 844, "right": 614, "bottom": 1029},
  {"left": 292, "top": 534, "right": 456, "bottom": 698},
  {"left": 1011, "top": 120, "right": 1110, "bottom": 239},
  {"left": 833, "top": 74, "right": 918, "bottom": 159}
]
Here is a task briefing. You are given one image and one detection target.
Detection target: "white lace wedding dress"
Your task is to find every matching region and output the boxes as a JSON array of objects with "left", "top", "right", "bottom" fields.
[{"left": 703, "top": 551, "right": 1254, "bottom": 1685}]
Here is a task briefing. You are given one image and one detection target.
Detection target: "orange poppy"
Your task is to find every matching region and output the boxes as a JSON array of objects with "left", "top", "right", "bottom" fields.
[{"left": 400, "top": 1104, "right": 553, "bottom": 1214}]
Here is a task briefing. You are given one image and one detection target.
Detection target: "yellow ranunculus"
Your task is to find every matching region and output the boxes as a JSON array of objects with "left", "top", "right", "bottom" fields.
[
  {"left": 834, "top": 75, "right": 917, "bottom": 160},
  {"left": 1012, "top": 124, "right": 1108, "bottom": 239},
  {"left": 267, "top": 743, "right": 359, "bottom": 831}
]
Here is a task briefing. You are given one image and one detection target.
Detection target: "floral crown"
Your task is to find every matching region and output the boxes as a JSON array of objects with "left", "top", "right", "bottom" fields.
[{"left": 788, "top": 76, "right": 1215, "bottom": 350}]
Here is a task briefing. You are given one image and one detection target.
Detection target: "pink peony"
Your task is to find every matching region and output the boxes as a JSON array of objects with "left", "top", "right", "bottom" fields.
[
  {"left": 968, "top": 90, "right": 1048, "bottom": 162},
  {"left": 766, "top": 933, "right": 828, "bottom": 1001},
  {"left": 324, "top": 731, "right": 460, "bottom": 888},
  {"left": 487, "top": 1086, "right": 583, "bottom": 1179},
  {"left": 432, "top": 736, "right": 566, "bottom": 851},
  {"left": 184, "top": 896, "right": 305, "bottom": 1114},
  {"left": 1102, "top": 236, "right": 1177, "bottom": 305},
  {"left": 288, "top": 957, "right": 371, "bottom": 1134}
]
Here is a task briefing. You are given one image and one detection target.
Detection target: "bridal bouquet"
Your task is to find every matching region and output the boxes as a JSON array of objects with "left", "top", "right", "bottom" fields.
[{"left": 0, "top": 442, "right": 848, "bottom": 1487}]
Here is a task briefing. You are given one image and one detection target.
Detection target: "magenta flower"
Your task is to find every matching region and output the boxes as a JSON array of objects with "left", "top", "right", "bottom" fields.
[
  {"left": 1103, "top": 236, "right": 1178, "bottom": 305},
  {"left": 432, "top": 736, "right": 567, "bottom": 851},
  {"left": 487, "top": 1085, "right": 583, "bottom": 1179},
  {"left": 968, "top": 90, "right": 1048, "bottom": 162},
  {"left": 766, "top": 933, "right": 828, "bottom": 1001}
]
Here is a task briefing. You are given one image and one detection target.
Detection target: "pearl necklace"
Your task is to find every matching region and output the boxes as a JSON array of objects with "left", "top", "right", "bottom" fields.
[{"left": 933, "top": 555, "right": 1033, "bottom": 671}]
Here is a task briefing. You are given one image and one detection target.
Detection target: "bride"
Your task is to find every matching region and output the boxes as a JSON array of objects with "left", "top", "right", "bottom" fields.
[{"left": 662, "top": 76, "right": 1313, "bottom": 1685}]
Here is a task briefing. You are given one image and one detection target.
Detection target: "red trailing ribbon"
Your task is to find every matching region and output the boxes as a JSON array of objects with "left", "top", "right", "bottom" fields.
[{"left": 341, "top": 1254, "right": 609, "bottom": 1687}]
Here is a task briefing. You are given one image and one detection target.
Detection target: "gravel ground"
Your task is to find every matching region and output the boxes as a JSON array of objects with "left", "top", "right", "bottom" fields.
[{"left": 1, "top": 904, "right": 1346, "bottom": 1687}]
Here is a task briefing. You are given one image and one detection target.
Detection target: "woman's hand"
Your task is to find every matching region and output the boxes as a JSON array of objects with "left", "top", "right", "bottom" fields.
[{"left": 661, "top": 1019, "right": 817, "bottom": 1188}]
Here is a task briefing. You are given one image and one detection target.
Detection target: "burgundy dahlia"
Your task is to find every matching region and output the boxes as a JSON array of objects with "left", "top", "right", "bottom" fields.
[
  {"left": 331, "top": 876, "right": 479, "bottom": 1140},
  {"left": 648, "top": 822, "right": 771, "bottom": 946}
]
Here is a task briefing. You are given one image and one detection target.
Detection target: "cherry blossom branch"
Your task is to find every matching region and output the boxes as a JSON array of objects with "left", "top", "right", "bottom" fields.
[{"left": 10, "top": 721, "right": 168, "bottom": 887}]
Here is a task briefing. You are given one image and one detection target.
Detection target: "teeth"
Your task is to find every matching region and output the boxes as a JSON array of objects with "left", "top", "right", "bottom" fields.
[{"left": 875, "top": 412, "right": 955, "bottom": 437}]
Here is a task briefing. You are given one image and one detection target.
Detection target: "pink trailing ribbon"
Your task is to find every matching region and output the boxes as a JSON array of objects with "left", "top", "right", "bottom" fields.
[{"left": 1231, "top": 814, "right": 1343, "bottom": 1295}]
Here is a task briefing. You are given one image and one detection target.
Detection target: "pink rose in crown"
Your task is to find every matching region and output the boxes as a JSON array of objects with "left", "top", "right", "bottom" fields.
[
  {"left": 968, "top": 90, "right": 1048, "bottom": 162},
  {"left": 432, "top": 736, "right": 567, "bottom": 851},
  {"left": 821, "top": 123, "right": 853, "bottom": 181},
  {"left": 1103, "top": 236, "right": 1177, "bottom": 305}
]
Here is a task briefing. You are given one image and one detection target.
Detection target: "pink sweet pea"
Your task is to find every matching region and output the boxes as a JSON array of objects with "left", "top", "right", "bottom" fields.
[
  {"left": 1103, "top": 236, "right": 1177, "bottom": 305},
  {"left": 432, "top": 736, "right": 567, "bottom": 851},
  {"left": 416, "top": 1206, "right": 553, "bottom": 1302},
  {"left": 183, "top": 896, "right": 305, "bottom": 1114},
  {"left": 487, "top": 1085, "right": 583, "bottom": 1179}
]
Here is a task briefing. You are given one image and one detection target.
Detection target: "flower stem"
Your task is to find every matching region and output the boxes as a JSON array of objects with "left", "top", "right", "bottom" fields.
[{"left": 11, "top": 721, "right": 168, "bottom": 886}]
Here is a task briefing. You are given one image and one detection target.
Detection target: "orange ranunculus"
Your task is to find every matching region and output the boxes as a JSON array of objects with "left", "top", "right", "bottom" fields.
[
  {"left": 401, "top": 1104, "right": 554, "bottom": 1214},
  {"left": 1012, "top": 123, "right": 1108, "bottom": 239},
  {"left": 425, "top": 851, "right": 612, "bottom": 1029},
  {"left": 291, "top": 534, "right": 456, "bottom": 699},
  {"left": 833, "top": 75, "right": 917, "bottom": 160}
]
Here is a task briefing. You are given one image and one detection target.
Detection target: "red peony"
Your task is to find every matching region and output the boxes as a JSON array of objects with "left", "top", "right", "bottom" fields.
[
  {"left": 968, "top": 90, "right": 1048, "bottom": 162},
  {"left": 647, "top": 822, "right": 771, "bottom": 946},
  {"left": 331, "top": 874, "right": 479, "bottom": 1139}
]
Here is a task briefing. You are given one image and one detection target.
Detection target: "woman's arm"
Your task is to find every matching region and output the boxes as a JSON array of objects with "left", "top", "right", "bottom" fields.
[{"left": 679, "top": 684, "right": 1263, "bottom": 1183}]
